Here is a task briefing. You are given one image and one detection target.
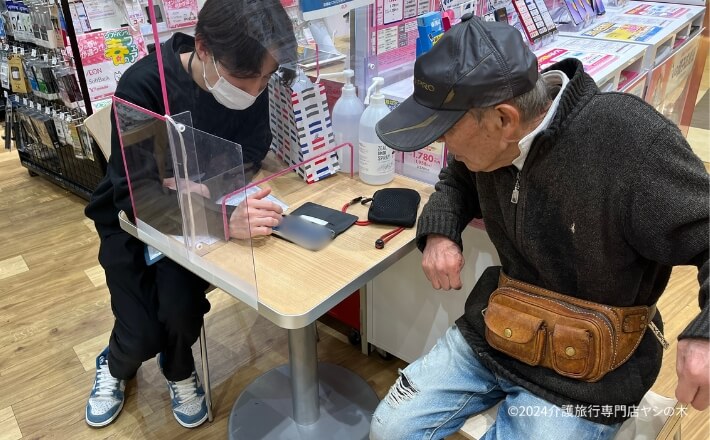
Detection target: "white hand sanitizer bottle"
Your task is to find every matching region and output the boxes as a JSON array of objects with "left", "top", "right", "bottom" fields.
[
  {"left": 359, "top": 77, "right": 394, "bottom": 185},
  {"left": 329, "top": 69, "right": 364, "bottom": 174}
]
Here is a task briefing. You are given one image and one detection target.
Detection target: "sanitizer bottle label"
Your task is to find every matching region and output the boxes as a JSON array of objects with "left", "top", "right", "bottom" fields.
[{"left": 360, "top": 140, "right": 394, "bottom": 175}]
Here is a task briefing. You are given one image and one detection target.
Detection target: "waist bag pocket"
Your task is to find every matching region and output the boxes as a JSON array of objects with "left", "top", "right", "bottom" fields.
[
  {"left": 484, "top": 301, "right": 546, "bottom": 366},
  {"left": 550, "top": 324, "right": 594, "bottom": 379}
]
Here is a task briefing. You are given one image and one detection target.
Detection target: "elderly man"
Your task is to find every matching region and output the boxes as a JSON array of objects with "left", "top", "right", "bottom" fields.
[{"left": 370, "top": 14, "right": 709, "bottom": 440}]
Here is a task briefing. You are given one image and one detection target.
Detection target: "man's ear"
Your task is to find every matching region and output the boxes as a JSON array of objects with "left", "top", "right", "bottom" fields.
[{"left": 494, "top": 103, "right": 522, "bottom": 142}]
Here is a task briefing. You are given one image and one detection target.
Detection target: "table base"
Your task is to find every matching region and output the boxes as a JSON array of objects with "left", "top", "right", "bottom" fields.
[{"left": 228, "top": 363, "right": 378, "bottom": 439}]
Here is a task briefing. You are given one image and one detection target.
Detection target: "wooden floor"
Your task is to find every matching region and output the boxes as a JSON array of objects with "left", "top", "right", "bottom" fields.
[{"left": 1, "top": 82, "right": 709, "bottom": 440}]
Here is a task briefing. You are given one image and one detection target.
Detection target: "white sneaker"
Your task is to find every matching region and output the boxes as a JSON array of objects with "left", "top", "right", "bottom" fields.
[
  {"left": 157, "top": 353, "right": 208, "bottom": 428},
  {"left": 85, "top": 347, "right": 126, "bottom": 427}
]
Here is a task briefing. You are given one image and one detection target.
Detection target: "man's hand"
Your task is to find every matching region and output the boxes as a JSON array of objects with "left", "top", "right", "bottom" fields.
[
  {"left": 422, "top": 234, "right": 465, "bottom": 290},
  {"left": 229, "top": 187, "right": 283, "bottom": 239},
  {"left": 675, "top": 338, "right": 710, "bottom": 410}
]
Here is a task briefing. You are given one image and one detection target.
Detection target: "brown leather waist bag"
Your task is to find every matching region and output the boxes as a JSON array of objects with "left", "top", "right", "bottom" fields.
[{"left": 483, "top": 272, "right": 659, "bottom": 383}]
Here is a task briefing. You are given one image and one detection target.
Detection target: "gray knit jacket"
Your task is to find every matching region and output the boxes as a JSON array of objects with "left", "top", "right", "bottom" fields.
[{"left": 416, "top": 58, "right": 709, "bottom": 425}]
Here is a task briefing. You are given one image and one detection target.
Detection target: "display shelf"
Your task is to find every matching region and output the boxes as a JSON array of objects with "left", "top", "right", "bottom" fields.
[
  {"left": 620, "top": 70, "right": 648, "bottom": 97},
  {"left": 18, "top": 156, "right": 95, "bottom": 199},
  {"left": 534, "top": 35, "right": 647, "bottom": 92},
  {"left": 559, "top": 1, "right": 705, "bottom": 69},
  {"left": 644, "top": 32, "right": 702, "bottom": 125},
  {"left": 17, "top": 140, "right": 106, "bottom": 200}
]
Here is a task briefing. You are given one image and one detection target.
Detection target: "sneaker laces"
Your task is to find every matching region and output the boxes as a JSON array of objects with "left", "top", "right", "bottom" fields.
[
  {"left": 171, "top": 373, "right": 199, "bottom": 404},
  {"left": 95, "top": 363, "right": 120, "bottom": 398}
]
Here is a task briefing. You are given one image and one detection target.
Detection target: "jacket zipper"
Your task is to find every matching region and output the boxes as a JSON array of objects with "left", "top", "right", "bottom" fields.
[{"left": 511, "top": 172, "right": 520, "bottom": 204}]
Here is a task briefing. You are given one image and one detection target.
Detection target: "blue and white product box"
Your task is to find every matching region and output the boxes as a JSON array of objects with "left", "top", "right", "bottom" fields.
[{"left": 416, "top": 11, "right": 444, "bottom": 57}]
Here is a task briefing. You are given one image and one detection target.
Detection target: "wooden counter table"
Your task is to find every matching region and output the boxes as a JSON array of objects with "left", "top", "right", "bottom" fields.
[{"left": 120, "top": 171, "right": 433, "bottom": 439}]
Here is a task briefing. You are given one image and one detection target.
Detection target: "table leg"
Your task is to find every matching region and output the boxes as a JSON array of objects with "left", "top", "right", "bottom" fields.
[
  {"left": 360, "top": 283, "right": 370, "bottom": 356},
  {"left": 288, "top": 324, "right": 319, "bottom": 425},
  {"left": 228, "top": 322, "right": 380, "bottom": 439}
]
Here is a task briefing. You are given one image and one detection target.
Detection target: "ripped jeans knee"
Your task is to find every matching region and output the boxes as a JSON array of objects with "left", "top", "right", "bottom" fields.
[
  {"left": 384, "top": 370, "right": 418, "bottom": 407},
  {"left": 370, "top": 370, "right": 422, "bottom": 440}
]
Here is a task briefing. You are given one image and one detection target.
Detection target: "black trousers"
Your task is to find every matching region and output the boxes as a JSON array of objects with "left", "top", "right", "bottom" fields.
[{"left": 97, "top": 228, "right": 210, "bottom": 381}]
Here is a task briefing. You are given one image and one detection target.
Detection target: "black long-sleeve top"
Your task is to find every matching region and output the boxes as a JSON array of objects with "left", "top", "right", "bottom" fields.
[{"left": 85, "top": 33, "right": 272, "bottom": 236}]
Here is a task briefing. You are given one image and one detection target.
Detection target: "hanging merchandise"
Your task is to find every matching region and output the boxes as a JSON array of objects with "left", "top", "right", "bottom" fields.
[
  {"left": 9, "top": 95, "right": 102, "bottom": 180},
  {"left": 53, "top": 111, "right": 68, "bottom": 146},
  {"left": 68, "top": 0, "right": 93, "bottom": 33},
  {"left": 359, "top": 76, "right": 394, "bottom": 185},
  {"left": 24, "top": 56, "right": 61, "bottom": 100},
  {"left": 268, "top": 70, "right": 341, "bottom": 183},
  {"left": 319, "top": 69, "right": 364, "bottom": 174},
  {"left": 8, "top": 53, "right": 30, "bottom": 93},
  {"left": 0, "top": 51, "right": 9, "bottom": 90},
  {"left": 510, "top": 0, "right": 558, "bottom": 48},
  {"left": 55, "top": 66, "right": 85, "bottom": 109},
  {"left": 7, "top": 0, "right": 34, "bottom": 42},
  {"left": 38, "top": 4, "right": 64, "bottom": 49}
]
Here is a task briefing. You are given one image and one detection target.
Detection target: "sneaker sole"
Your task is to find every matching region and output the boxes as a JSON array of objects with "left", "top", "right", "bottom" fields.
[
  {"left": 173, "top": 410, "right": 208, "bottom": 428},
  {"left": 85, "top": 398, "right": 125, "bottom": 428}
]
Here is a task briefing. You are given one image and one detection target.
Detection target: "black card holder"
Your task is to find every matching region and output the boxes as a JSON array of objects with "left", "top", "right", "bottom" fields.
[
  {"left": 367, "top": 188, "right": 421, "bottom": 228},
  {"left": 290, "top": 202, "right": 358, "bottom": 236}
]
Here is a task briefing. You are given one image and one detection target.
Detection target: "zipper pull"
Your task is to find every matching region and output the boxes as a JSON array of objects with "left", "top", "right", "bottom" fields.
[{"left": 511, "top": 172, "right": 520, "bottom": 204}]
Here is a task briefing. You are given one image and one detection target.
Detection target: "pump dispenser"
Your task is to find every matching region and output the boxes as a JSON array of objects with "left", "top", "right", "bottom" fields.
[
  {"left": 359, "top": 77, "right": 394, "bottom": 185},
  {"left": 320, "top": 69, "right": 364, "bottom": 174}
]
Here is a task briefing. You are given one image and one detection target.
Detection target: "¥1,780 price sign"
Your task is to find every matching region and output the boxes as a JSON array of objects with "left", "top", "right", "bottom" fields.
[{"left": 402, "top": 141, "right": 446, "bottom": 185}]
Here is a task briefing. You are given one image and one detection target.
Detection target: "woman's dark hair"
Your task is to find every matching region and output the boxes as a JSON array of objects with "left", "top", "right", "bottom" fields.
[{"left": 195, "top": 0, "right": 297, "bottom": 83}]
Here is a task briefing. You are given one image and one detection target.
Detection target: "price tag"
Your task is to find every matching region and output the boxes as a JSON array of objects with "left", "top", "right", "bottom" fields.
[
  {"left": 36, "top": 103, "right": 42, "bottom": 111},
  {"left": 31, "top": 49, "right": 36, "bottom": 57},
  {"left": 20, "top": 48, "right": 25, "bottom": 55},
  {"left": 3, "top": 44, "right": 8, "bottom": 51},
  {"left": 22, "top": 97, "right": 28, "bottom": 105},
  {"left": 42, "top": 54, "right": 48, "bottom": 62},
  {"left": 402, "top": 141, "right": 446, "bottom": 185},
  {"left": 12, "top": 46, "right": 18, "bottom": 54},
  {"left": 3, "top": 91, "right": 7, "bottom": 98},
  {"left": 45, "top": 107, "right": 51, "bottom": 115},
  {"left": 51, "top": 56, "right": 57, "bottom": 65}
]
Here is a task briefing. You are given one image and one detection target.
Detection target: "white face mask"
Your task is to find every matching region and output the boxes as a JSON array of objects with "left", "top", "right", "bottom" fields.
[{"left": 202, "top": 56, "right": 262, "bottom": 110}]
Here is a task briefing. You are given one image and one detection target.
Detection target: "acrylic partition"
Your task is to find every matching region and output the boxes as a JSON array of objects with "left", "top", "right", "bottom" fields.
[{"left": 113, "top": 97, "right": 259, "bottom": 308}]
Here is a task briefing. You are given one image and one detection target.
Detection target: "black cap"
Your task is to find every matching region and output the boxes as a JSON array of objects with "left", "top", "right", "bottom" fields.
[{"left": 376, "top": 15, "right": 538, "bottom": 152}]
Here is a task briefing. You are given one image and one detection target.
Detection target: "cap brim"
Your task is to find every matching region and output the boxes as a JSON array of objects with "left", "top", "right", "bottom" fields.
[{"left": 376, "top": 96, "right": 466, "bottom": 152}]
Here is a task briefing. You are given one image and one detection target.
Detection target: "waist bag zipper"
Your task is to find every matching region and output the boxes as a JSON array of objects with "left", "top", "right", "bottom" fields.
[{"left": 505, "top": 288, "right": 615, "bottom": 340}]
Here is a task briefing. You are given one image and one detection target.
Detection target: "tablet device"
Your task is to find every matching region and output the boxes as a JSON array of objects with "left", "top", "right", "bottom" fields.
[{"left": 272, "top": 215, "right": 336, "bottom": 251}]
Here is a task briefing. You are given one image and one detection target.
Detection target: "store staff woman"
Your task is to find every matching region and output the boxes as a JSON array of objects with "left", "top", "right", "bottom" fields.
[{"left": 83, "top": 0, "right": 296, "bottom": 428}]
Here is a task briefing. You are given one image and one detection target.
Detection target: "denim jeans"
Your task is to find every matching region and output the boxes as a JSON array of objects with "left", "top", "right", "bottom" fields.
[{"left": 370, "top": 325, "right": 621, "bottom": 440}]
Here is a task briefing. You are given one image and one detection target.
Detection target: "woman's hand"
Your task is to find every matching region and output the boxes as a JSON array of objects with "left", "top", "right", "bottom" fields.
[{"left": 229, "top": 187, "right": 283, "bottom": 239}]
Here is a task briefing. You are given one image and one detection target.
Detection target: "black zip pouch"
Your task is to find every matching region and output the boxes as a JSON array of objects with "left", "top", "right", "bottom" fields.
[{"left": 367, "top": 188, "right": 421, "bottom": 227}]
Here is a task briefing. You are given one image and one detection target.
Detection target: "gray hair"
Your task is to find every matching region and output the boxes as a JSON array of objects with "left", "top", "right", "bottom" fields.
[{"left": 468, "top": 75, "right": 553, "bottom": 124}]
